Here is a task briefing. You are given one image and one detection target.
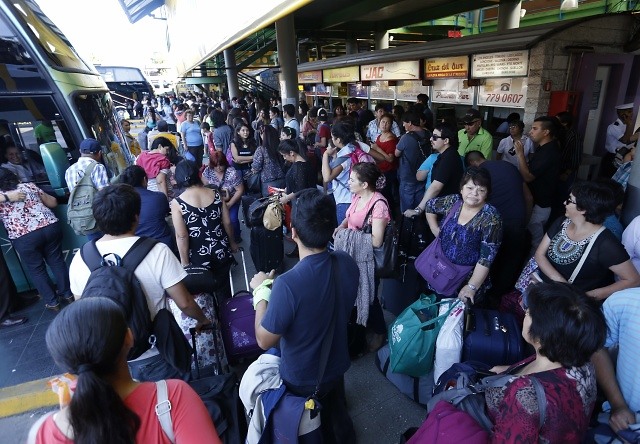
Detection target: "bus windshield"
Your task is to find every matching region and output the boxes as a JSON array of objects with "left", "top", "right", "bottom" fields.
[{"left": 5, "top": 0, "right": 93, "bottom": 72}]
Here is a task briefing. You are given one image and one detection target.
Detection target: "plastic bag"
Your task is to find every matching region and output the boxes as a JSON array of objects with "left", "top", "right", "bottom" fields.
[{"left": 433, "top": 299, "right": 465, "bottom": 383}]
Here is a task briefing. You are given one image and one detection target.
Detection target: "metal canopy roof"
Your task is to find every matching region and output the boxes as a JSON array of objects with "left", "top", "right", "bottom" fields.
[
  {"left": 296, "top": 14, "right": 600, "bottom": 71},
  {"left": 117, "top": 0, "right": 164, "bottom": 23}
]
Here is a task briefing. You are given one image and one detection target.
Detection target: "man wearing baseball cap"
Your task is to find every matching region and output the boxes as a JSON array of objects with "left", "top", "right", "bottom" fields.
[
  {"left": 458, "top": 108, "right": 494, "bottom": 160},
  {"left": 602, "top": 102, "right": 639, "bottom": 177},
  {"left": 64, "top": 138, "right": 109, "bottom": 240}
]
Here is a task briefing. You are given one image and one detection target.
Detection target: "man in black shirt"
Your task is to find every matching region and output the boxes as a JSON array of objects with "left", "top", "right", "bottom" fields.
[
  {"left": 514, "top": 116, "right": 560, "bottom": 255},
  {"left": 406, "top": 122, "right": 463, "bottom": 217}
]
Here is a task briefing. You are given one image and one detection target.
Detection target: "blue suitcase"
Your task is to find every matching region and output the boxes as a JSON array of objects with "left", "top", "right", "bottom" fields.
[
  {"left": 380, "top": 260, "right": 423, "bottom": 317},
  {"left": 461, "top": 308, "right": 525, "bottom": 367}
]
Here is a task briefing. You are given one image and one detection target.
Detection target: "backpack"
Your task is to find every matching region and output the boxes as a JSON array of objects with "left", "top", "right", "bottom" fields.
[
  {"left": 405, "top": 132, "right": 430, "bottom": 173},
  {"left": 80, "top": 237, "right": 158, "bottom": 360},
  {"left": 67, "top": 161, "right": 99, "bottom": 235}
]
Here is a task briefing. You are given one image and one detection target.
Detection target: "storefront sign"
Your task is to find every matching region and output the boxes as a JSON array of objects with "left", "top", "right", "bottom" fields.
[
  {"left": 323, "top": 66, "right": 360, "bottom": 83},
  {"left": 431, "top": 79, "right": 474, "bottom": 105},
  {"left": 395, "top": 80, "right": 429, "bottom": 102},
  {"left": 370, "top": 81, "right": 395, "bottom": 100},
  {"left": 477, "top": 78, "right": 528, "bottom": 108},
  {"left": 297, "top": 70, "right": 322, "bottom": 84},
  {"left": 425, "top": 56, "right": 468, "bottom": 79},
  {"left": 471, "top": 50, "right": 529, "bottom": 78},
  {"left": 360, "top": 61, "right": 420, "bottom": 81}
]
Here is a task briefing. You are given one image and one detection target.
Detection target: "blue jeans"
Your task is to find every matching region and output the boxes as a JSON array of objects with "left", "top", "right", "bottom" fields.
[
  {"left": 12, "top": 222, "right": 71, "bottom": 305},
  {"left": 229, "top": 201, "right": 241, "bottom": 242},
  {"left": 128, "top": 351, "right": 190, "bottom": 382},
  {"left": 399, "top": 182, "right": 425, "bottom": 213},
  {"left": 336, "top": 203, "right": 350, "bottom": 226}
]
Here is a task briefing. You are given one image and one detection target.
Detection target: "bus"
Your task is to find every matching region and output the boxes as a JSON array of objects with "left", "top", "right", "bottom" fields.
[
  {"left": 95, "top": 65, "right": 155, "bottom": 107},
  {"left": 0, "top": 0, "right": 135, "bottom": 291}
]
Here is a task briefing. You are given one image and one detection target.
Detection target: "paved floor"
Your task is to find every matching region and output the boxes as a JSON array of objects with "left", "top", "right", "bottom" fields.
[{"left": 0, "top": 164, "right": 426, "bottom": 442}]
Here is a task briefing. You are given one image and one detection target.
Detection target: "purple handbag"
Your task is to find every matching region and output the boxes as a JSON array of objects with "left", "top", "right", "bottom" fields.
[{"left": 415, "top": 201, "right": 474, "bottom": 296}]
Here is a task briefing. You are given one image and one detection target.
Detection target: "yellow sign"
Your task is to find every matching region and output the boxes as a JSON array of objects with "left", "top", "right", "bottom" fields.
[
  {"left": 323, "top": 66, "right": 360, "bottom": 83},
  {"left": 425, "top": 56, "right": 469, "bottom": 79},
  {"left": 360, "top": 61, "right": 419, "bottom": 81},
  {"left": 297, "top": 70, "right": 322, "bottom": 84}
]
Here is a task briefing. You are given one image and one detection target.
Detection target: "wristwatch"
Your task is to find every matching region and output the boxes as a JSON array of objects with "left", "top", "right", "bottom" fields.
[
  {"left": 414, "top": 206, "right": 424, "bottom": 214},
  {"left": 467, "top": 283, "right": 478, "bottom": 292}
]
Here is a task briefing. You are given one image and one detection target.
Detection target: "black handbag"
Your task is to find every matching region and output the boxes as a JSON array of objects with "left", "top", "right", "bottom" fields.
[
  {"left": 246, "top": 171, "right": 262, "bottom": 194},
  {"left": 362, "top": 199, "right": 398, "bottom": 278}
]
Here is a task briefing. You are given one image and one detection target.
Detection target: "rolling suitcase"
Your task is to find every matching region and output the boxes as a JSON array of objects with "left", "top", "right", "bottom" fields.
[
  {"left": 380, "top": 259, "right": 424, "bottom": 317},
  {"left": 169, "top": 293, "right": 229, "bottom": 373},
  {"left": 398, "top": 215, "right": 431, "bottom": 259},
  {"left": 186, "top": 334, "right": 248, "bottom": 443},
  {"left": 250, "top": 225, "right": 284, "bottom": 273},
  {"left": 461, "top": 308, "right": 525, "bottom": 368},
  {"left": 219, "top": 250, "right": 263, "bottom": 364}
]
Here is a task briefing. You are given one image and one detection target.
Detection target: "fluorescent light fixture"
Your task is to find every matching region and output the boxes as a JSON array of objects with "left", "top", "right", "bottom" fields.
[{"left": 560, "top": 0, "right": 579, "bottom": 11}]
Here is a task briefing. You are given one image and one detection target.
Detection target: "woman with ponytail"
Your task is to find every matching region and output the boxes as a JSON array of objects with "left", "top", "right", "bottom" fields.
[{"left": 29, "top": 297, "right": 220, "bottom": 444}]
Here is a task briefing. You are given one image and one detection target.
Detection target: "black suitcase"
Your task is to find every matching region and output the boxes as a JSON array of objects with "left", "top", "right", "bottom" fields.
[
  {"left": 461, "top": 308, "right": 525, "bottom": 368},
  {"left": 398, "top": 215, "right": 431, "bottom": 259},
  {"left": 250, "top": 225, "right": 284, "bottom": 273},
  {"left": 380, "top": 260, "right": 423, "bottom": 317}
]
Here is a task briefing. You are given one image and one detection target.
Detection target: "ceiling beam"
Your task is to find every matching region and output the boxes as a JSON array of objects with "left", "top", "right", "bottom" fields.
[{"left": 318, "top": 0, "right": 400, "bottom": 29}]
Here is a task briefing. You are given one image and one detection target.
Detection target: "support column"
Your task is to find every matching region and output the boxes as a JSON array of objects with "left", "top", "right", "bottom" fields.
[
  {"left": 275, "top": 15, "right": 298, "bottom": 105},
  {"left": 497, "top": 0, "right": 522, "bottom": 32},
  {"left": 374, "top": 31, "right": 389, "bottom": 50},
  {"left": 224, "top": 47, "right": 240, "bottom": 100}
]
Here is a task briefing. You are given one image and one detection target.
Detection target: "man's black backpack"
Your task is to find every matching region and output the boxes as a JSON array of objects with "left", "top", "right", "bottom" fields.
[
  {"left": 80, "top": 237, "right": 158, "bottom": 360},
  {"left": 406, "top": 131, "right": 431, "bottom": 174}
]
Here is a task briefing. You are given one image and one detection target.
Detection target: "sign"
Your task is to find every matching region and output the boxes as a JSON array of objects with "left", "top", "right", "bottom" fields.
[
  {"left": 477, "top": 77, "right": 528, "bottom": 108},
  {"left": 432, "top": 79, "right": 474, "bottom": 105},
  {"left": 360, "top": 61, "right": 420, "bottom": 81},
  {"left": 323, "top": 66, "right": 359, "bottom": 83},
  {"left": 471, "top": 50, "right": 529, "bottom": 78},
  {"left": 370, "top": 81, "right": 395, "bottom": 100},
  {"left": 396, "top": 80, "right": 429, "bottom": 102},
  {"left": 425, "top": 56, "right": 469, "bottom": 79},
  {"left": 297, "top": 70, "right": 322, "bottom": 84}
]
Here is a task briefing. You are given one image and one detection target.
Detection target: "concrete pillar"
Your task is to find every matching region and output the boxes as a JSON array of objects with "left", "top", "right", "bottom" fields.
[
  {"left": 375, "top": 31, "right": 389, "bottom": 50},
  {"left": 224, "top": 47, "right": 240, "bottom": 100},
  {"left": 497, "top": 0, "right": 522, "bottom": 32},
  {"left": 275, "top": 15, "right": 298, "bottom": 105},
  {"left": 345, "top": 35, "right": 358, "bottom": 55}
]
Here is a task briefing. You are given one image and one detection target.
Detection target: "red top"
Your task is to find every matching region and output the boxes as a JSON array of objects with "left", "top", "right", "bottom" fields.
[
  {"left": 34, "top": 380, "right": 221, "bottom": 444},
  {"left": 136, "top": 151, "right": 171, "bottom": 179},
  {"left": 375, "top": 134, "right": 398, "bottom": 172}
]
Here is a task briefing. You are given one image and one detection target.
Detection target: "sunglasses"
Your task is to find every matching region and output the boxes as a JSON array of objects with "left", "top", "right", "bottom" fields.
[{"left": 431, "top": 135, "right": 444, "bottom": 140}]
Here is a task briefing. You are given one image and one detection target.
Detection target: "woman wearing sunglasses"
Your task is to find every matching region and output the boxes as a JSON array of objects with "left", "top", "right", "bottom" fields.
[{"left": 531, "top": 181, "right": 640, "bottom": 300}]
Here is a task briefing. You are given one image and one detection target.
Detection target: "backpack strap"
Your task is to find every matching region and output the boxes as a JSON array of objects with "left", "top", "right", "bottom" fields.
[
  {"left": 155, "top": 380, "right": 176, "bottom": 444},
  {"left": 120, "top": 237, "right": 158, "bottom": 273},
  {"left": 80, "top": 240, "right": 104, "bottom": 272},
  {"left": 529, "top": 376, "right": 547, "bottom": 430}
]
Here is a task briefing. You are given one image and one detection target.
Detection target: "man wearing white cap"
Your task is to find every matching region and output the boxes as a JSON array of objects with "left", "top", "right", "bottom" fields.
[{"left": 603, "top": 103, "right": 639, "bottom": 177}]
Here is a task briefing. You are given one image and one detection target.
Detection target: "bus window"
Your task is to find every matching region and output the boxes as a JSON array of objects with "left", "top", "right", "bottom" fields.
[{"left": 74, "top": 92, "right": 133, "bottom": 177}]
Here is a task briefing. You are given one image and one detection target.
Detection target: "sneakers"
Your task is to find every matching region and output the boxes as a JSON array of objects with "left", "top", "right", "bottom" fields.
[
  {"left": 63, "top": 295, "right": 75, "bottom": 304},
  {"left": 45, "top": 303, "right": 60, "bottom": 312},
  {"left": 0, "top": 316, "right": 27, "bottom": 328}
]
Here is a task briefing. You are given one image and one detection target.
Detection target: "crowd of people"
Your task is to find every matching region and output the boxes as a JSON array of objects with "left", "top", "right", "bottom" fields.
[{"left": 1, "top": 88, "right": 640, "bottom": 443}]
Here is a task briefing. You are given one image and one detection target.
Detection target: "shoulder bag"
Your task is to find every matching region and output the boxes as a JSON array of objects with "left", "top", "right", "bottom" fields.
[
  {"left": 415, "top": 200, "right": 474, "bottom": 296},
  {"left": 361, "top": 198, "right": 398, "bottom": 278}
]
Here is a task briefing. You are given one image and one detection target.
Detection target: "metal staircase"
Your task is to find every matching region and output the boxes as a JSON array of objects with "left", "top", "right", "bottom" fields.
[{"left": 238, "top": 71, "right": 279, "bottom": 98}]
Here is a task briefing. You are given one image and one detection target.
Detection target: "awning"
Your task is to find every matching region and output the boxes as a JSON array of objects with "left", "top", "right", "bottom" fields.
[
  {"left": 117, "top": 0, "right": 164, "bottom": 24},
  {"left": 297, "top": 14, "right": 620, "bottom": 71}
]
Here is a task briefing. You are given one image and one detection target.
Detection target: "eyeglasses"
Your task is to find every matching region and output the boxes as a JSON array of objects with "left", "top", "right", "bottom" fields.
[
  {"left": 431, "top": 135, "right": 444, "bottom": 140},
  {"left": 565, "top": 197, "right": 577, "bottom": 205}
]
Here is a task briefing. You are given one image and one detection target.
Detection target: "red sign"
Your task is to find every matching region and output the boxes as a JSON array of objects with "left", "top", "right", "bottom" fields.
[{"left": 448, "top": 30, "right": 462, "bottom": 38}]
